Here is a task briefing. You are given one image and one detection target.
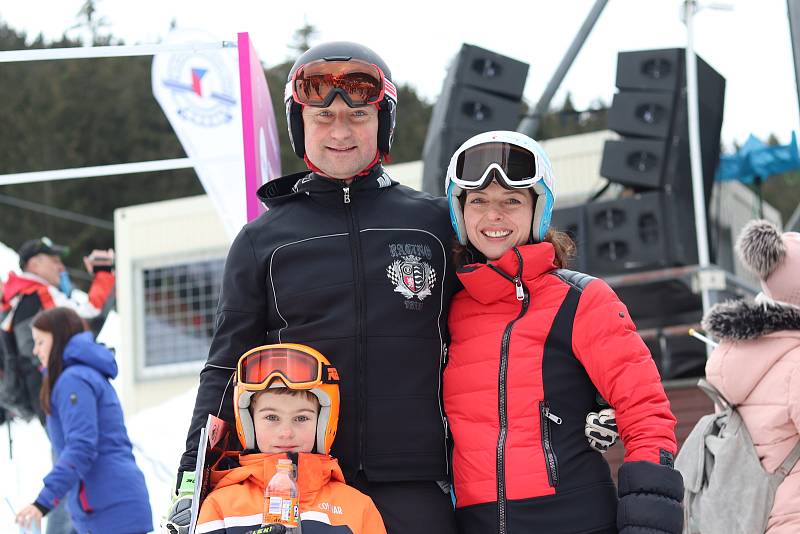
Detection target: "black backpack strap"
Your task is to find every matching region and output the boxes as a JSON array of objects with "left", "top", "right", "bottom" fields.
[
  {"left": 543, "top": 268, "right": 606, "bottom": 406},
  {"left": 550, "top": 269, "right": 596, "bottom": 292},
  {"left": 545, "top": 269, "right": 595, "bottom": 356}
]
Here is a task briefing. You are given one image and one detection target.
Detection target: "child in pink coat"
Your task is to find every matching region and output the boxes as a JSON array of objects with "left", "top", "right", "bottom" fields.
[{"left": 702, "top": 220, "right": 800, "bottom": 534}]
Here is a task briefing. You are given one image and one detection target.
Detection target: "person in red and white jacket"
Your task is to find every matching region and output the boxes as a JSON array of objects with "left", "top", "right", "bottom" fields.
[
  {"left": 1, "top": 237, "right": 115, "bottom": 423},
  {"left": 442, "top": 131, "right": 683, "bottom": 534}
]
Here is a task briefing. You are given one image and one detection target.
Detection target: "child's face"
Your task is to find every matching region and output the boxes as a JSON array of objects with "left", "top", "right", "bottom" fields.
[{"left": 252, "top": 390, "right": 319, "bottom": 454}]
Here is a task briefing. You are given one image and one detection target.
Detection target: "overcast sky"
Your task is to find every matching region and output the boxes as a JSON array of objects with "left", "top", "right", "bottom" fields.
[{"left": 1, "top": 0, "right": 798, "bottom": 149}]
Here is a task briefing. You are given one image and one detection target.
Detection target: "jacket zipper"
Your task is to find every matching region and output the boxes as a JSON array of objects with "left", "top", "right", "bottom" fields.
[
  {"left": 540, "top": 401, "right": 562, "bottom": 487},
  {"left": 342, "top": 185, "right": 366, "bottom": 471},
  {"left": 441, "top": 342, "right": 450, "bottom": 476},
  {"left": 488, "top": 247, "right": 529, "bottom": 534}
]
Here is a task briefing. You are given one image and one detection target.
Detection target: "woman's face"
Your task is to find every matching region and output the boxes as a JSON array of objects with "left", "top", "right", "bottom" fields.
[
  {"left": 31, "top": 327, "right": 53, "bottom": 368},
  {"left": 464, "top": 181, "right": 534, "bottom": 261}
]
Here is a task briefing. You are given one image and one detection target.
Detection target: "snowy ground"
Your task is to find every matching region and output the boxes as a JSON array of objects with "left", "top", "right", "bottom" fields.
[
  {"left": 1, "top": 242, "right": 196, "bottom": 533},
  {"left": 1, "top": 387, "right": 196, "bottom": 533}
]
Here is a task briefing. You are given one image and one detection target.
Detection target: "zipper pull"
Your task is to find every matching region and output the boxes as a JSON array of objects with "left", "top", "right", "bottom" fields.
[
  {"left": 544, "top": 407, "right": 562, "bottom": 425},
  {"left": 514, "top": 277, "right": 524, "bottom": 301},
  {"left": 343, "top": 186, "right": 351, "bottom": 204}
]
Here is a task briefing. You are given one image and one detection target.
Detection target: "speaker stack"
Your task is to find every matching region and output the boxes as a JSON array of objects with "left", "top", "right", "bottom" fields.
[
  {"left": 552, "top": 48, "right": 725, "bottom": 276},
  {"left": 421, "top": 44, "right": 529, "bottom": 196},
  {"left": 550, "top": 49, "right": 726, "bottom": 380}
]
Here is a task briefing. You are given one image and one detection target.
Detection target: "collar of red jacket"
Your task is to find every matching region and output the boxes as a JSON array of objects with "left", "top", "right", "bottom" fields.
[
  {"left": 210, "top": 451, "right": 345, "bottom": 500},
  {"left": 2, "top": 271, "right": 48, "bottom": 308},
  {"left": 457, "top": 242, "right": 557, "bottom": 304}
]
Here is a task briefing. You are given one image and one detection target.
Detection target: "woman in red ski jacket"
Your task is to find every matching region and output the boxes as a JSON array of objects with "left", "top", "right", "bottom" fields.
[{"left": 442, "top": 131, "right": 684, "bottom": 534}]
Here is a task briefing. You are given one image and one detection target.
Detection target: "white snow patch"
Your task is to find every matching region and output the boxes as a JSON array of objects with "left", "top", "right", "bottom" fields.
[{"left": 0, "top": 386, "right": 197, "bottom": 534}]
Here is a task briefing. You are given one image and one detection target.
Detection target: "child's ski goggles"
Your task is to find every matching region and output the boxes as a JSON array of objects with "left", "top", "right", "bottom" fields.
[
  {"left": 236, "top": 344, "right": 339, "bottom": 391},
  {"left": 451, "top": 141, "right": 543, "bottom": 190},
  {"left": 288, "top": 58, "right": 396, "bottom": 108}
]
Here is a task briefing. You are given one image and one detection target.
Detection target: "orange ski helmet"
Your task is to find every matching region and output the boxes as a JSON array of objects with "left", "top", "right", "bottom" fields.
[{"left": 234, "top": 343, "right": 340, "bottom": 454}]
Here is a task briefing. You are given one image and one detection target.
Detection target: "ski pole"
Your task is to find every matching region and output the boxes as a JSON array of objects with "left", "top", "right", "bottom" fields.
[
  {"left": 6, "top": 418, "right": 12, "bottom": 461},
  {"left": 4, "top": 495, "right": 15, "bottom": 516}
]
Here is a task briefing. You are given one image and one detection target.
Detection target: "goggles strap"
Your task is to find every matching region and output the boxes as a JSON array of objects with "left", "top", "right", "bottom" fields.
[
  {"left": 321, "top": 364, "right": 340, "bottom": 384},
  {"left": 304, "top": 151, "right": 382, "bottom": 178}
]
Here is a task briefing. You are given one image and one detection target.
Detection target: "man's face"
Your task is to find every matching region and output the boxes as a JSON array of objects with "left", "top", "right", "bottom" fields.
[
  {"left": 25, "top": 253, "right": 65, "bottom": 287},
  {"left": 252, "top": 390, "right": 320, "bottom": 454},
  {"left": 302, "top": 96, "right": 379, "bottom": 180}
]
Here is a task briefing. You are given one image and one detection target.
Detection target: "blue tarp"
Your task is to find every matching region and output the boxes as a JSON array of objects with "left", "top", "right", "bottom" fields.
[{"left": 715, "top": 132, "right": 800, "bottom": 183}]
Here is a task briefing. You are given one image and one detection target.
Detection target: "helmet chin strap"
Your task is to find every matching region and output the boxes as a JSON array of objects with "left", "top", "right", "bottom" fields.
[
  {"left": 304, "top": 150, "right": 382, "bottom": 179},
  {"left": 303, "top": 154, "right": 325, "bottom": 175}
]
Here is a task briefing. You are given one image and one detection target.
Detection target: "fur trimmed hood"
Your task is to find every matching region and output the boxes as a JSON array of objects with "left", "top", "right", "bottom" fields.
[{"left": 702, "top": 298, "right": 800, "bottom": 341}]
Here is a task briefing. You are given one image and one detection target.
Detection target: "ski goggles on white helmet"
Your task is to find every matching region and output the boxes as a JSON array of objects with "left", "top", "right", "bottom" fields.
[
  {"left": 445, "top": 131, "right": 556, "bottom": 245},
  {"left": 451, "top": 142, "right": 542, "bottom": 190},
  {"left": 287, "top": 58, "right": 397, "bottom": 108}
]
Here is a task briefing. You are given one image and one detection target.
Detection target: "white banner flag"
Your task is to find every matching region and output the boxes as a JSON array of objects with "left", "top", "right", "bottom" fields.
[{"left": 152, "top": 29, "right": 245, "bottom": 239}]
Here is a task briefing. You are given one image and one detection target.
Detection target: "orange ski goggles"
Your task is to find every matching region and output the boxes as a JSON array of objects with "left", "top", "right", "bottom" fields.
[
  {"left": 288, "top": 58, "right": 397, "bottom": 108},
  {"left": 236, "top": 344, "right": 339, "bottom": 391}
]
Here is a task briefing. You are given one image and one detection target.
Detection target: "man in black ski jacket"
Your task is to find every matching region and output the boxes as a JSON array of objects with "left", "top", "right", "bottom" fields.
[{"left": 168, "top": 42, "right": 459, "bottom": 534}]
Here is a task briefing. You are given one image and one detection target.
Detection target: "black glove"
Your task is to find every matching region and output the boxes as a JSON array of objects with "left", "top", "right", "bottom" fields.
[{"left": 617, "top": 459, "right": 684, "bottom": 534}]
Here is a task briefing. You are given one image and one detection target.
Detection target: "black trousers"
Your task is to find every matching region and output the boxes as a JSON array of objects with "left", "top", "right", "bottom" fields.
[{"left": 350, "top": 473, "right": 458, "bottom": 534}]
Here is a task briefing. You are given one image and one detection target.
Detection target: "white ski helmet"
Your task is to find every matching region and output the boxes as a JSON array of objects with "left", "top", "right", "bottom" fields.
[{"left": 445, "top": 130, "right": 556, "bottom": 245}]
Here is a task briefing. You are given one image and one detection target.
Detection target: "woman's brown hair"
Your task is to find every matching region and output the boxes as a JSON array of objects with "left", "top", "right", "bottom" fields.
[{"left": 32, "top": 307, "right": 87, "bottom": 415}]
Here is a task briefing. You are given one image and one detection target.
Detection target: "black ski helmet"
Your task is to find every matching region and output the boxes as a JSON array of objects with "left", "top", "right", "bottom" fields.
[{"left": 285, "top": 41, "right": 398, "bottom": 159}]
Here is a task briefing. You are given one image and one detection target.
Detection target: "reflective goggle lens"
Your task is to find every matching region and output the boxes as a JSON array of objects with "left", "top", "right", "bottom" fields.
[
  {"left": 238, "top": 347, "right": 322, "bottom": 388},
  {"left": 293, "top": 59, "right": 384, "bottom": 107},
  {"left": 455, "top": 142, "right": 537, "bottom": 187}
]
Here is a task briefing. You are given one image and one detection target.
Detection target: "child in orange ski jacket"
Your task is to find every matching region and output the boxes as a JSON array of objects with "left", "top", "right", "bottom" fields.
[{"left": 195, "top": 344, "right": 386, "bottom": 534}]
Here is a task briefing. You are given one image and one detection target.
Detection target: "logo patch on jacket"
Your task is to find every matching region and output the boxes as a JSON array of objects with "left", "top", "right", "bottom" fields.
[{"left": 386, "top": 254, "right": 436, "bottom": 301}]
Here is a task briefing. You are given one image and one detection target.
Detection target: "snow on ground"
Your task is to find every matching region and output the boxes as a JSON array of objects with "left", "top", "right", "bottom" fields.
[
  {"left": 0, "top": 384, "right": 197, "bottom": 533},
  {"left": 1, "top": 388, "right": 197, "bottom": 532},
  {"left": 1, "top": 242, "right": 199, "bottom": 533},
  {"left": 0, "top": 240, "right": 19, "bottom": 283}
]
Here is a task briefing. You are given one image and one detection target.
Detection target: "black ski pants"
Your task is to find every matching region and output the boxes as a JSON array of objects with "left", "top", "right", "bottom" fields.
[{"left": 350, "top": 472, "right": 459, "bottom": 534}]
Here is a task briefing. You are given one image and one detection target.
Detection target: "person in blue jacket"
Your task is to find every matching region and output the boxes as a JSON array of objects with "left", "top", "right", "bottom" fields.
[{"left": 14, "top": 306, "right": 152, "bottom": 534}]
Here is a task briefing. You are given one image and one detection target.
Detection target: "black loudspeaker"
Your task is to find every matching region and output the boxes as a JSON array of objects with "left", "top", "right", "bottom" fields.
[
  {"left": 449, "top": 44, "right": 530, "bottom": 99},
  {"left": 422, "top": 44, "right": 529, "bottom": 196},
  {"left": 600, "top": 48, "right": 725, "bottom": 198},
  {"left": 584, "top": 191, "right": 697, "bottom": 275},
  {"left": 644, "top": 332, "right": 707, "bottom": 380},
  {"left": 551, "top": 205, "right": 587, "bottom": 272},
  {"left": 600, "top": 138, "right": 689, "bottom": 190},
  {"left": 607, "top": 91, "right": 677, "bottom": 139},
  {"left": 432, "top": 85, "right": 525, "bottom": 133},
  {"left": 615, "top": 48, "right": 685, "bottom": 92}
]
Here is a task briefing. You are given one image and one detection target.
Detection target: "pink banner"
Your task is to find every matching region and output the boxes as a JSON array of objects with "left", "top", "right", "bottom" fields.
[{"left": 238, "top": 32, "right": 281, "bottom": 222}]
